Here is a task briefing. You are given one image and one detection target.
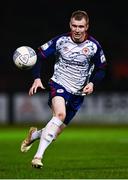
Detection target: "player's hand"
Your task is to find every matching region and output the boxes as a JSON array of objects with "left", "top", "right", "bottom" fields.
[
  {"left": 29, "top": 78, "right": 45, "bottom": 96},
  {"left": 82, "top": 82, "right": 94, "bottom": 95}
]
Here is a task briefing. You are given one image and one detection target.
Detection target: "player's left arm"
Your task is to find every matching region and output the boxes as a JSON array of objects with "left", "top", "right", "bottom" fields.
[
  {"left": 83, "top": 47, "right": 107, "bottom": 95},
  {"left": 89, "top": 47, "right": 107, "bottom": 88}
]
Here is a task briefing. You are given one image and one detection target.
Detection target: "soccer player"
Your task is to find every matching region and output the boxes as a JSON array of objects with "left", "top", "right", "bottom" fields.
[{"left": 21, "top": 10, "right": 107, "bottom": 168}]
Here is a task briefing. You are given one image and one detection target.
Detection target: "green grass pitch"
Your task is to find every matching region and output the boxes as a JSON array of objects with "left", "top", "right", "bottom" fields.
[{"left": 0, "top": 124, "right": 128, "bottom": 179}]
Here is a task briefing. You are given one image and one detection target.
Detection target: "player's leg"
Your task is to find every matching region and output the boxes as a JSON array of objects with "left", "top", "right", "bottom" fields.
[
  {"left": 21, "top": 95, "right": 84, "bottom": 157},
  {"left": 47, "top": 95, "right": 85, "bottom": 140},
  {"left": 31, "top": 96, "right": 66, "bottom": 168},
  {"left": 42, "top": 94, "right": 85, "bottom": 141},
  {"left": 21, "top": 94, "right": 67, "bottom": 153}
]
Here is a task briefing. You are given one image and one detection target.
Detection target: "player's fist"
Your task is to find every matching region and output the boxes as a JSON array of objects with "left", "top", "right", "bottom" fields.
[{"left": 83, "top": 82, "right": 94, "bottom": 95}]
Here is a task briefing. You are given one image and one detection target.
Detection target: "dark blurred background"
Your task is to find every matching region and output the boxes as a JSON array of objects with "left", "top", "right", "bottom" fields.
[{"left": 1, "top": 0, "right": 128, "bottom": 94}]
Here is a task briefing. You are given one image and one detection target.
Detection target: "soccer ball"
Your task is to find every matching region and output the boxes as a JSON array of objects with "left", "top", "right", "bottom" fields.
[{"left": 13, "top": 46, "right": 37, "bottom": 70}]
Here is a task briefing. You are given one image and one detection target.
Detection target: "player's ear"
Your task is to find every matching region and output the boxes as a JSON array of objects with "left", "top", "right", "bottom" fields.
[
  {"left": 69, "top": 21, "right": 72, "bottom": 29},
  {"left": 86, "top": 23, "right": 89, "bottom": 31}
]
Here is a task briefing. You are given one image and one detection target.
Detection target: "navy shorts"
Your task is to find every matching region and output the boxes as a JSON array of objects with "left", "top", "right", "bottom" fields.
[{"left": 48, "top": 80, "right": 84, "bottom": 125}]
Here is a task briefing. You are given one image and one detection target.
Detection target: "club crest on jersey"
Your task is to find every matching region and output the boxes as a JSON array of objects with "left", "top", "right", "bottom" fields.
[
  {"left": 82, "top": 47, "right": 90, "bottom": 55},
  {"left": 57, "top": 89, "right": 64, "bottom": 93}
]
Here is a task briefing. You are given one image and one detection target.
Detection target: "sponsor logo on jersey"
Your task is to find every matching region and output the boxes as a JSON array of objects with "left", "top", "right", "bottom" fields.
[
  {"left": 63, "top": 46, "right": 69, "bottom": 52},
  {"left": 57, "top": 89, "right": 64, "bottom": 93}
]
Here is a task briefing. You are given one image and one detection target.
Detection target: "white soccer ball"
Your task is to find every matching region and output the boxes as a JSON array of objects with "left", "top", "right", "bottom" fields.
[{"left": 13, "top": 46, "right": 37, "bottom": 70}]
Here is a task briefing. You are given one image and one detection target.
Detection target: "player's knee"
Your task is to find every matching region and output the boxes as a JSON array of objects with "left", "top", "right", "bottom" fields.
[{"left": 56, "top": 112, "right": 66, "bottom": 121}]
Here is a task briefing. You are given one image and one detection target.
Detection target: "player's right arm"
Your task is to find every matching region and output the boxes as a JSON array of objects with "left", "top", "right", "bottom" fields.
[
  {"left": 29, "top": 37, "right": 58, "bottom": 96},
  {"left": 28, "top": 50, "right": 46, "bottom": 96}
]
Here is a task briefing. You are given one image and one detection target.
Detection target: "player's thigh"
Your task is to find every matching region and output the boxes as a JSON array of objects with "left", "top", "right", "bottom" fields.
[{"left": 52, "top": 96, "right": 66, "bottom": 119}]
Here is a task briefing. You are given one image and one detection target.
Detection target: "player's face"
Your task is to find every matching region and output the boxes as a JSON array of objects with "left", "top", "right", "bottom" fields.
[{"left": 70, "top": 18, "right": 88, "bottom": 43}]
